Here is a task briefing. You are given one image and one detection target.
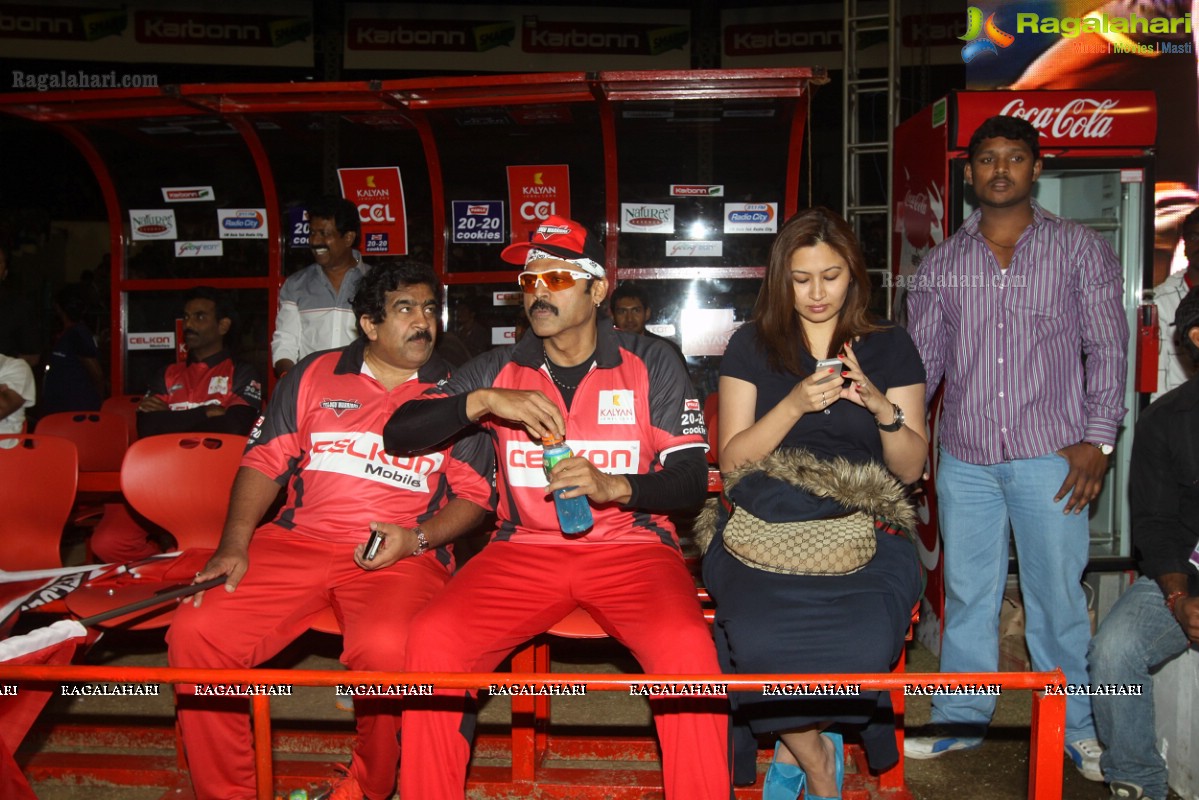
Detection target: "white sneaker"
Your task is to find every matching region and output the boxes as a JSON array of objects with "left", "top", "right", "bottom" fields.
[
  {"left": 1065, "top": 737, "right": 1104, "bottom": 782},
  {"left": 904, "top": 731, "right": 983, "bottom": 759}
]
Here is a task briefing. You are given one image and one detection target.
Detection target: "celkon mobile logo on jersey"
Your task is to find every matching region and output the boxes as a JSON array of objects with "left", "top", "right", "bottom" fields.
[
  {"left": 598, "top": 390, "right": 636, "bottom": 425},
  {"left": 999, "top": 97, "right": 1117, "bottom": 139},
  {"left": 505, "top": 440, "right": 641, "bottom": 487},
  {"left": 308, "top": 432, "right": 444, "bottom": 492}
]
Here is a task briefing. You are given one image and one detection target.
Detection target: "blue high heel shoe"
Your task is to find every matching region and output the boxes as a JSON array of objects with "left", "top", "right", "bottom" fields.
[
  {"left": 762, "top": 739, "right": 806, "bottom": 800},
  {"left": 805, "top": 730, "right": 844, "bottom": 800}
]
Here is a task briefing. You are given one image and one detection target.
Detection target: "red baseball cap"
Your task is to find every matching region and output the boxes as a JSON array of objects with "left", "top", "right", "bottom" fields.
[{"left": 500, "top": 215, "right": 606, "bottom": 278}]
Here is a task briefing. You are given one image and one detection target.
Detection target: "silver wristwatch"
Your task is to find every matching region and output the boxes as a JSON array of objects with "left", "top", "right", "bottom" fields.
[
  {"left": 412, "top": 526, "right": 430, "bottom": 557},
  {"left": 1089, "top": 442, "right": 1114, "bottom": 456},
  {"left": 876, "top": 403, "right": 905, "bottom": 432}
]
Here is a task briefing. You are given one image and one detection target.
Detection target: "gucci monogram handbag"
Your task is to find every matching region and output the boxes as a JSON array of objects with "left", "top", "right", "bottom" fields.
[{"left": 696, "top": 449, "right": 916, "bottom": 577}]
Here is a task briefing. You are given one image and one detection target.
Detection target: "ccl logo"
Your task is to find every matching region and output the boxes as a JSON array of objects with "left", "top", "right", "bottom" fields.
[
  {"left": 520, "top": 200, "right": 557, "bottom": 222},
  {"left": 960, "top": 7, "right": 1014, "bottom": 63},
  {"left": 358, "top": 203, "right": 396, "bottom": 223}
]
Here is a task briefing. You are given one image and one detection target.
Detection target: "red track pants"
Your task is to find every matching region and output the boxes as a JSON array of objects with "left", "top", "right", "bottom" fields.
[
  {"left": 399, "top": 541, "right": 731, "bottom": 799},
  {"left": 167, "top": 528, "right": 450, "bottom": 800}
]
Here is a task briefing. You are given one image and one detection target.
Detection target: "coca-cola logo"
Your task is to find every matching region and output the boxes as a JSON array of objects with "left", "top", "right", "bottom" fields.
[
  {"left": 999, "top": 97, "right": 1117, "bottom": 140},
  {"left": 904, "top": 191, "right": 928, "bottom": 215}
]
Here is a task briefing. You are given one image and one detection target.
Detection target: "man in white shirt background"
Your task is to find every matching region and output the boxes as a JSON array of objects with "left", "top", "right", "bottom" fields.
[
  {"left": 271, "top": 196, "right": 369, "bottom": 378},
  {"left": 0, "top": 351, "right": 36, "bottom": 445}
]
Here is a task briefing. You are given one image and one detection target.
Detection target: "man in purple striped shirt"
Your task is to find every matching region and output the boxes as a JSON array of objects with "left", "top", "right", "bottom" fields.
[{"left": 904, "top": 115, "right": 1128, "bottom": 782}]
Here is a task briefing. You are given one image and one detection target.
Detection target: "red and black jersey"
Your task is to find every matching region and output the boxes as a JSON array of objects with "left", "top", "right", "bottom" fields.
[
  {"left": 425, "top": 324, "right": 707, "bottom": 548},
  {"left": 244, "top": 339, "right": 493, "bottom": 567},
  {"left": 149, "top": 349, "right": 261, "bottom": 412},
  {"left": 140, "top": 349, "right": 263, "bottom": 436}
]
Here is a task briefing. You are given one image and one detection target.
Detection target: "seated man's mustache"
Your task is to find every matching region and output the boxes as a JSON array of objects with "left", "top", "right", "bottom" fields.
[
  {"left": 529, "top": 300, "right": 558, "bottom": 315},
  {"left": 408, "top": 330, "right": 433, "bottom": 342}
]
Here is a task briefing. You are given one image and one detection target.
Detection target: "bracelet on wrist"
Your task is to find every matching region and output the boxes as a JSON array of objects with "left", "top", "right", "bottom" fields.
[
  {"left": 412, "top": 526, "right": 429, "bottom": 557},
  {"left": 1164, "top": 589, "right": 1187, "bottom": 615}
]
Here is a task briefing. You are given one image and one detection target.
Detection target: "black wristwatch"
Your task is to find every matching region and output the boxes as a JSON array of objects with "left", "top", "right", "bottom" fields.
[{"left": 876, "top": 403, "right": 905, "bottom": 432}]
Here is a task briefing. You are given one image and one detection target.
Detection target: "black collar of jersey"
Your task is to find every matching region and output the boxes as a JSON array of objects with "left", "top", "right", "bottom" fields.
[
  {"left": 509, "top": 317, "right": 623, "bottom": 371},
  {"left": 186, "top": 348, "right": 234, "bottom": 367},
  {"left": 332, "top": 336, "right": 452, "bottom": 384}
]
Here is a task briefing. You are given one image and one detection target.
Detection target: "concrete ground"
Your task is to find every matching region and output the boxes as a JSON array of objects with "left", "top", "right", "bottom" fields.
[{"left": 19, "top": 622, "right": 1184, "bottom": 800}]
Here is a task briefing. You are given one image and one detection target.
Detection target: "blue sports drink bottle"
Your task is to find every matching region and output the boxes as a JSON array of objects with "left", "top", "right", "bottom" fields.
[{"left": 541, "top": 434, "right": 594, "bottom": 534}]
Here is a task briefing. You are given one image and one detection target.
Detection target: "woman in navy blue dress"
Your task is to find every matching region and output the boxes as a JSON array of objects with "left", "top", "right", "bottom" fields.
[{"left": 703, "top": 207, "right": 926, "bottom": 800}]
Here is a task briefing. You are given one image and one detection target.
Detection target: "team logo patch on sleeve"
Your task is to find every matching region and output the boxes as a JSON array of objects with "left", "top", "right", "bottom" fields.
[
  {"left": 680, "top": 408, "right": 706, "bottom": 436},
  {"left": 245, "top": 380, "right": 262, "bottom": 402},
  {"left": 597, "top": 390, "right": 636, "bottom": 425},
  {"left": 684, "top": 399, "right": 700, "bottom": 411},
  {"left": 320, "top": 398, "right": 362, "bottom": 417}
]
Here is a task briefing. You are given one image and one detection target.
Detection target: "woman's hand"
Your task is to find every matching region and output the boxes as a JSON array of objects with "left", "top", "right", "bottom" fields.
[
  {"left": 838, "top": 340, "right": 891, "bottom": 419},
  {"left": 788, "top": 364, "right": 844, "bottom": 415}
]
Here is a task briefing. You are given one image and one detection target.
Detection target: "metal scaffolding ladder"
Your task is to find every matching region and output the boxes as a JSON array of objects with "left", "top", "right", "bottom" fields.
[{"left": 842, "top": 0, "right": 898, "bottom": 317}]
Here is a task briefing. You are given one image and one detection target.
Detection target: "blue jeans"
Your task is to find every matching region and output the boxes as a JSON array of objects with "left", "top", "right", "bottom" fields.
[
  {"left": 932, "top": 451, "right": 1096, "bottom": 744},
  {"left": 1089, "top": 576, "right": 1192, "bottom": 800}
]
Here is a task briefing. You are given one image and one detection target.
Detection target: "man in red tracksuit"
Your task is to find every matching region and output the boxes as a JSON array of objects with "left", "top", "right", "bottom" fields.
[
  {"left": 136, "top": 285, "right": 262, "bottom": 438},
  {"left": 93, "top": 286, "right": 263, "bottom": 564},
  {"left": 385, "top": 216, "right": 730, "bottom": 799},
  {"left": 167, "top": 262, "right": 493, "bottom": 800}
]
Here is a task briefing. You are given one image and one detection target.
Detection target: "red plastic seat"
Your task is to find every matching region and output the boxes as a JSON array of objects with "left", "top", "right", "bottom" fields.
[
  {"left": 100, "top": 394, "right": 144, "bottom": 443},
  {"left": 119, "top": 433, "right": 246, "bottom": 552},
  {"left": 0, "top": 434, "right": 78, "bottom": 571},
  {"left": 309, "top": 606, "right": 342, "bottom": 635},
  {"left": 35, "top": 411, "right": 129, "bottom": 493}
]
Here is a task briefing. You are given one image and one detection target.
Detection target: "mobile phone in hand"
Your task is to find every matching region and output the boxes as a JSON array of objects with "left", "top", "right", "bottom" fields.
[
  {"left": 814, "top": 357, "right": 843, "bottom": 384},
  {"left": 364, "top": 529, "right": 383, "bottom": 561}
]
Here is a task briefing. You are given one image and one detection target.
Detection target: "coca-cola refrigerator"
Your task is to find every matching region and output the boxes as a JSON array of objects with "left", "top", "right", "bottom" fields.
[{"left": 891, "top": 90, "right": 1156, "bottom": 654}]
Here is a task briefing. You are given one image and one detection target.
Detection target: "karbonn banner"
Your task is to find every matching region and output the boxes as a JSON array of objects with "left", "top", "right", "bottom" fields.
[
  {"left": 506, "top": 164, "right": 570, "bottom": 246},
  {"left": 337, "top": 167, "right": 408, "bottom": 256},
  {"left": 343, "top": 3, "right": 690, "bottom": 71},
  {"left": 0, "top": 0, "right": 313, "bottom": 66}
]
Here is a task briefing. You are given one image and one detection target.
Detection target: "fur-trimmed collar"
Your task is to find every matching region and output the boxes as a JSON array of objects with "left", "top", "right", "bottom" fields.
[{"left": 695, "top": 449, "right": 914, "bottom": 553}]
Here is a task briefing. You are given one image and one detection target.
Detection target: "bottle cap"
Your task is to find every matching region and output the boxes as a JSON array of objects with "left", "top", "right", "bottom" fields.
[{"left": 541, "top": 433, "right": 563, "bottom": 446}]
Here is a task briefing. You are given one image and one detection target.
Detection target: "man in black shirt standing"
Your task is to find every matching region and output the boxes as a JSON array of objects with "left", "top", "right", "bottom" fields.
[{"left": 1089, "top": 286, "right": 1199, "bottom": 800}]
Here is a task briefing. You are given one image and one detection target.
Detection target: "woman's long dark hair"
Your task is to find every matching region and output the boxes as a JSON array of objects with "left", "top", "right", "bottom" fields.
[{"left": 752, "top": 206, "right": 881, "bottom": 375}]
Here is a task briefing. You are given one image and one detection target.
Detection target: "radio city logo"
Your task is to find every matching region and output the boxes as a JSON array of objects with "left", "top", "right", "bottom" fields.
[
  {"left": 959, "top": 7, "right": 1014, "bottom": 62},
  {"left": 223, "top": 209, "right": 265, "bottom": 230}
]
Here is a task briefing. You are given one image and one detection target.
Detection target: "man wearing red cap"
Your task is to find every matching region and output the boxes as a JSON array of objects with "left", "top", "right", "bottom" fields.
[{"left": 384, "top": 216, "right": 730, "bottom": 799}]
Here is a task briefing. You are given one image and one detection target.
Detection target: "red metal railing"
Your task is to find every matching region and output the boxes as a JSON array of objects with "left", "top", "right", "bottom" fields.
[{"left": 0, "top": 664, "right": 1067, "bottom": 800}]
